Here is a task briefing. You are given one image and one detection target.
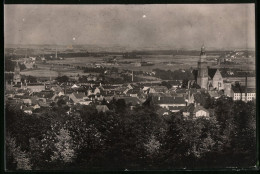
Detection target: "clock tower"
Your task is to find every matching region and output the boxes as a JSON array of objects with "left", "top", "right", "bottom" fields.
[{"left": 197, "top": 45, "right": 208, "bottom": 89}]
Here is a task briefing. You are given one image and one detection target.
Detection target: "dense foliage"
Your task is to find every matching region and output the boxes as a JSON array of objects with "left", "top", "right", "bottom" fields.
[
  {"left": 153, "top": 69, "right": 194, "bottom": 80},
  {"left": 5, "top": 97, "right": 256, "bottom": 170},
  {"left": 5, "top": 58, "right": 26, "bottom": 72}
]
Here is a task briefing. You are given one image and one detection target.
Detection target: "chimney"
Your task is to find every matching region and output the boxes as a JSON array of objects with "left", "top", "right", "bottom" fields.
[
  {"left": 132, "top": 70, "right": 134, "bottom": 82},
  {"left": 245, "top": 74, "right": 248, "bottom": 102}
]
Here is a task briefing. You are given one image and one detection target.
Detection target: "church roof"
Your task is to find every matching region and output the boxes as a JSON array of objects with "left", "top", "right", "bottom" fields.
[
  {"left": 193, "top": 68, "right": 219, "bottom": 80},
  {"left": 208, "top": 69, "right": 218, "bottom": 79}
]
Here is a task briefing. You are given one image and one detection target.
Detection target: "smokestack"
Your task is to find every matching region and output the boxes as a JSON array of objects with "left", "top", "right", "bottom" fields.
[
  {"left": 245, "top": 74, "right": 248, "bottom": 102},
  {"left": 55, "top": 47, "right": 58, "bottom": 59},
  {"left": 132, "top": 70, "right": 134, "bottom": 82}
]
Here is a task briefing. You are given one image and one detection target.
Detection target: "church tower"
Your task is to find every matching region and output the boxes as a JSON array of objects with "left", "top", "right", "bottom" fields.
[
  {"left": 13, "top": 61, "right": 21, "bottom": 85},
  {"left": 197, "top": 45, "right": 208, "bottom": 89}
]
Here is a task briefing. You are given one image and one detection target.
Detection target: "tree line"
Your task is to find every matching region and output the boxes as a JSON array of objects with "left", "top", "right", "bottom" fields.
[{"left": 5, "top": 96, "right": 256, "bottom": 170}]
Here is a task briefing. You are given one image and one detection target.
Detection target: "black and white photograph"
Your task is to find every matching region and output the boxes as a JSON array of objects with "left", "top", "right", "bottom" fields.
[{"left": 4, "top": 4, "right": 257, "bottom": 171}]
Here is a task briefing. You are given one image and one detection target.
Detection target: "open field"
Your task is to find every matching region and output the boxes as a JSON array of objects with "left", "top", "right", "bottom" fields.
[{"left": 20, "top": 52, "right": 255, "bottom": 78}]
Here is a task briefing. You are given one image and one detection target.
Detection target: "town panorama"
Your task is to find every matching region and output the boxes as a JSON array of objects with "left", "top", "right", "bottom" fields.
[{"left": 4, "top": 4, "right": 256, "bottom": 171}]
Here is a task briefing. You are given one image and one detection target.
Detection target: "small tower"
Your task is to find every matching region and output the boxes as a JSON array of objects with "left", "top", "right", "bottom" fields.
[
  {"left": 13, "top": 61, "right": 21, "bottom": 85},
  {"left": 197, "top": 45, "right": 208, "bottom": 89}
]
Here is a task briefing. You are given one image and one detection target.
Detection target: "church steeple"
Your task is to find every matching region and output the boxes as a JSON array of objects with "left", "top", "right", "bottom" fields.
[
  {"left": 200, "top": 45, "right": 206, "bottom": 55},
  {"left": 200, "top": 44, "right": 207, "bottom": 62},
  {"left": 197, "top": 45, "right": 208, "bottom": 89}
]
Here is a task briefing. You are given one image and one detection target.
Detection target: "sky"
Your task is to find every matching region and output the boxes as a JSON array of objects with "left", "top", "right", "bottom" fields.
[{"left": 4, "top": 4, "right": 255, "bottom": 49}]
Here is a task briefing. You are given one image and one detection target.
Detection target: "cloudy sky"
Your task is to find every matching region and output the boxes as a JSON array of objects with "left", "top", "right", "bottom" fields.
[{"left": 4, "top": 4, "right": 255, "bottom": 49}]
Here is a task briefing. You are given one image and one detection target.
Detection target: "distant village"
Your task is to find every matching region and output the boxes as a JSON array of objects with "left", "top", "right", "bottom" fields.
[{"left": 5, "top": 45, "right": 255, "bottom": 119}]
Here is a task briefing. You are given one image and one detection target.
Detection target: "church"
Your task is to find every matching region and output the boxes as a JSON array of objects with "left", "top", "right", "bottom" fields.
[{"left": 193, "top": 45, "right": 224, "bottom": 91}]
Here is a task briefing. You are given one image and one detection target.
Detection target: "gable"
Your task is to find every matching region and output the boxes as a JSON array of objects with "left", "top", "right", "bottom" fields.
[{"left": 212, "top": 69, "right": 223, "bottom": 80}]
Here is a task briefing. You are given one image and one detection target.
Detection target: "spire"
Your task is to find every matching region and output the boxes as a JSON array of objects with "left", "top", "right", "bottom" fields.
[
  {"left": 200, "top": 44, "right": 206, "bottom": 56},
  {"left": 199, "top": 44, "right": 206, "bottom": 62}
]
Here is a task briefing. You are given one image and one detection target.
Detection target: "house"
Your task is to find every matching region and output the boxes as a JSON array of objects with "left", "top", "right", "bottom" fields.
[
  {"left": 71, "top": 84, "right": 79, "bottom": 89},
  {"left": 149, "top": 86, "right": 168, "bottom": 93},
  {"left": 69, "top": 92, "right": 89, "bottom": 104},
  {"left": 119, "top": 97, "right": 142, "bottom": 106},
  {"left": 87, "top": 86, "right": 101, "bottom": 97},
  {"left": 142, "top": 86, "right": 151, "bottom": 94},
  {"left": 231, "top": 86, "right": 256, "bottom": 102},
  {"left": 22, "top": 99, "right": 32, "bottom": 105},
  {"left": 32, "top": 104, "right": 41, "bottom": 110},
  {"left": 193, "top": 104, "right": 210, "bottom": 119},
  {"left": 96, "top": 105, "right": 109, "bottom": 113},
  {"left": 38, "top": 100, "right": 50, "bottom": 108},
  {"left": 22, "top": 106, "right": 33, "bottom": 115},
  {"left": 125, "top": 88, "right": 140, "bottom": 98},
  {"left": 79, "top": 99, "right": 92, "bottom": 105},
  {"left": 25, "top": 83, "right": 45, "bottom": 92},
  {"left": 168, "top": 106, "right": 186, "bottom": 113},
  {"left": 50, "top": 85, "right": 63, "bottom": 93},
  {"left": 153, "top": 96, "right": 186, "bottom": 109},
  {"left": 169, "top": 80, "right": 181, "bottom": 88},
  {"left": 156, "top": 107, "right": 171, "bottom": 117},
  {"left": 181, "top": 103, "right": 210, "bottom": 119}
]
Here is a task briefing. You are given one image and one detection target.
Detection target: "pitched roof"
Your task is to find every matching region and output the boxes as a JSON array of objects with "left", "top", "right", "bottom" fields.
[
  {"left": 181, "top": 104, "right": 195, "bottom": 113},
  {"left": 232, "top": 86, "right": 256, "bottom": 93},
  {"left": 154, "top": 96, "right": 186, "bottom": 104},
  {"left": 126, "top": 88, "right": 140, "bottom": 94},
  {"left": 193, "top": 105, "right": 209, "bottom": 113},
  {"left": 72, "top": 92, "right": 86, "bottom": 99},
  {"left": 208, "top": 69, "right": 218, "bottom": 79},
  {"left": 119, "top": 97, "right": 142, "bottom": 105},
  {"left": 193, "top": 68, "right": 219, "bottom": 79},
  {"left": 168, "top": 106, "right": 186, "bottom": 110},
  {"left": 150, "top": 86, "right": 168, "bottom": 92}
]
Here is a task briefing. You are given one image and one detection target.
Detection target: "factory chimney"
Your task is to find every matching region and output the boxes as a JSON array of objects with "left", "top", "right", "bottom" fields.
[{"left": 132, "top": 71, "right": 134, "bottom": 82}]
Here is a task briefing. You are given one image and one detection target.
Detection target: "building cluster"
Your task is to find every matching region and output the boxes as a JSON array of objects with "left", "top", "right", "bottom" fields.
[{"left": 5, "top": 45, "right": 256, "bottom": 120}]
